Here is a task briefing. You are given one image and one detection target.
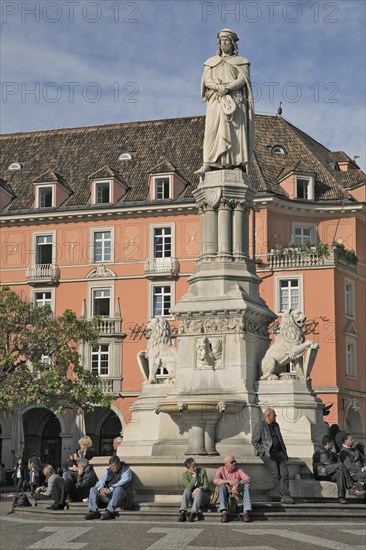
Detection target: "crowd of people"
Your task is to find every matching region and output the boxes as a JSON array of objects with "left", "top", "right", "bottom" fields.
[{"left": 5, "top": 413, "right": 365, "bottom": 522}]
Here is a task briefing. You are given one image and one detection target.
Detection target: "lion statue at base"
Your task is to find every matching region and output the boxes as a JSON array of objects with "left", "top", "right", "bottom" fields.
[
  {"left": 137, "top": 317, "right": 177, "bottom": 384},
  {"left": 260, "top": 309, "right": 319, "bottom": 381}
]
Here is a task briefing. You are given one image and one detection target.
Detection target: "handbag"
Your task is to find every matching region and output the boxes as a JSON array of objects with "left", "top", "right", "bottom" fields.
[{"left": 210, "top": 486, "right": 219, "bottom": 504}]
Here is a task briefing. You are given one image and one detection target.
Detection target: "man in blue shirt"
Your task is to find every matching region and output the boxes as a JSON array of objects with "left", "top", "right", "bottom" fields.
[{"left": 85, "top": 455, "right": 132, "bottom": 520}]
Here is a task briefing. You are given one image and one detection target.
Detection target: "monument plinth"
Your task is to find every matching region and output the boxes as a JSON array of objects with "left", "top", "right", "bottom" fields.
[{"left": 119, "top": 30, "right": 328, "bottom": 496}]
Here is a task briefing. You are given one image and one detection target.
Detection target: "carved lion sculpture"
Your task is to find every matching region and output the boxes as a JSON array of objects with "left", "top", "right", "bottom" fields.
[
  {"left": 260, "top": 309, "right": 319, "bottom": 380},
  {"left": 137, "top": 317, "right": 177, "bottom": 384}
]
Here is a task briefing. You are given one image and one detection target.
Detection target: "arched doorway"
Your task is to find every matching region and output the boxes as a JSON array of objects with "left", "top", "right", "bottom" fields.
[
  {"left": 23, "top": 408, "right": 62, "bottom": 470},
  {"left": 85, "top": 408, "right": 122, "bottom": 456}
]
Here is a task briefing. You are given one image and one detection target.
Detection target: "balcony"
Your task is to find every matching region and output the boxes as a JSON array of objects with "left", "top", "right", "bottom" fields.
[
  {"left": 96, "top": 317, "right": 123, "bottom": 336},
  {"left": 264, "top": 247, "right": 357, "bottom": 272},
  {"left": 97, "top": 377, "right": 122, "bottom": 394},
  {"left": 26, "top": 263, "right": 60, "bottom": 285},
  {"left": 144, "top": 257, "right": 179, "bottom": 278}
]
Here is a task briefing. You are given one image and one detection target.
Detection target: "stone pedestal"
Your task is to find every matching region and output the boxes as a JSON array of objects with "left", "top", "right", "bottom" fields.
[{"left": 254, "top": 379, "right": 328, "bottom": 458}]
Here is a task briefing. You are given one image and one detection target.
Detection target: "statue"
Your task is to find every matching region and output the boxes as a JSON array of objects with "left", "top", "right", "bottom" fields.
[
  {"left": 260, "top": 309, "right": 319, "bottom": 381},
  {"left": 196, "top": 336, "right": 223, "bottom": 369},
  {"left": 196, "top": 29, "right": 255, "bottom": 176},
  {"left": 137, "top": 318, "right": 177, "bottom": 384}
]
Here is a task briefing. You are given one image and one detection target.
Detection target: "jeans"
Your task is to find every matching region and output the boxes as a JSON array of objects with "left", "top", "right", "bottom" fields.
[
  {"left": 218, "top": 483, "right": 252, "bottom": 512},
  {"left": 88, "top": 486, "right": 127, "bottom": 513},
  {"left": 180, "top": 488, "right": 211, "bottom": 514}
]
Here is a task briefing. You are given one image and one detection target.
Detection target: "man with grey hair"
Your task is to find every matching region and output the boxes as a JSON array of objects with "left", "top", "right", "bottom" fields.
[
  {"left": 64, "top": 458, "right": 97, "bottom": 502},
  {"left": 252, "top": 408, "right": 294, "bottom": 504},
  {"left": 34, "top": 465, "right": 67, "bottom": 510}
]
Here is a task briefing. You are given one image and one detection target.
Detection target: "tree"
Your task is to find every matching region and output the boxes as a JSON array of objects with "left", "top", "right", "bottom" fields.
[{"left": 0, "top": 286, "right": 112, "bottom": 416}]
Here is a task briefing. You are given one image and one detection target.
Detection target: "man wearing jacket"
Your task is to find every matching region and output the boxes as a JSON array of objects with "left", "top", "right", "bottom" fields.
[
  {"left": 252, "top": 408, "right": 294, "bottom": 504},
  {"left": 178, "top": 457, "right": 210, "bottom": 523},
  {"left": 339, "top": 433, "right": 366, "bottom": 488},
  {"left": 85, "top": 455, "right": 132, "bottom": 520},
  {"left": 64, "top": 458, "right": 97, "bottom": 502},
  {"left": 312, "top": 435, "right": 362, "bottom": 504}
]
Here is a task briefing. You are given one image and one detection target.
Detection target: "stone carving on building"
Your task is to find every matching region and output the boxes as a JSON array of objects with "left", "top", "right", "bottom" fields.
[
  {"left": 137, "top": 317, "right": 177, "bottom": 384},
  {"left": 259, "top": 309, "right": 319, "bottom": 380},
  {"left": 195, "top": 29, "right": 255, "bottom": 176},
  {"left": 196, "top": 336, "right": 223, "bottom": 370},
  {"left": 180, "top": 317, "right": 240, "bottom": 335}
]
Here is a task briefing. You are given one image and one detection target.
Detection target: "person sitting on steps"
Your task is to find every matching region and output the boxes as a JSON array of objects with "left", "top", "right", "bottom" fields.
[
  {"left": 214, "top": 455, "right": 252, "bottom": 523},
  {"left": 178, "top": 457, "right": 211, "bottom": 523},
  {"left": 85, "top": 455, "right": 132, "bottom": 521}
]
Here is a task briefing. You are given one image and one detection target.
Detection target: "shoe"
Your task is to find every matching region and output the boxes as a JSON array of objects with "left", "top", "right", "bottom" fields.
[
  {"left": 348, "top": 486, "right": 366, "bottom": 496},
  {"left": 338, "top": 497, "right": 347, "bottom": 504},
  {"left": 281, "top": 496, "right": 294, "bottom": 504},
  {"left": 101, "top": 510, "right": 116, "bottom": 521},
  {"left": 178, "top": 511, "right": 186, "bottom": 523},
  {"left": 82, "top": 498, "right": 89, "bottom": 503},
  {"left": 84, "top": 510, "right": 101, "bottom": 520},
  {"left": 221, "top": 510, "right": 229, "bottom": 523},
  {"left": 188, "top": 512, "right": 197, "bottom": 522},
  {"left": 242, "top": 511, "right": 251, "bottom": 523}
]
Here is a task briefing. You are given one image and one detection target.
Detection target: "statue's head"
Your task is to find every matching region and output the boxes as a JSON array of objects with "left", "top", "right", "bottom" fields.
[{"left": 217, "top": 28, "right": 239, "bottom": 56}]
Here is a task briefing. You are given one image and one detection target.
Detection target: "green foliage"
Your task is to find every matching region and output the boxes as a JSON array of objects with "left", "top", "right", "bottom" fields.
[
  {"left": 315, "top": 241, "right": 330, "bottom": 258},
  {"left": 0, "top": 287, "right": 112, "bottom": 416},
  {"left": 333, "top": 242, "right": 358, "bottom": 265}
]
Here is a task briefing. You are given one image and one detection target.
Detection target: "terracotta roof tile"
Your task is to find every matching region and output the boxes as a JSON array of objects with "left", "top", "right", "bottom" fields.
[{"left": 1, "top": 114, "right": 364, "bottom": 212}]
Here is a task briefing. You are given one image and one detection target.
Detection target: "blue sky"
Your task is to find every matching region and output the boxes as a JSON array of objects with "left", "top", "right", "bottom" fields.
[{"left": 1, "top": 0, "right": 365, "bottom": 170}]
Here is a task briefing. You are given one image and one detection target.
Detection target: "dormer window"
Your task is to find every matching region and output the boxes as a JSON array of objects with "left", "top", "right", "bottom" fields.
[
  {"left": 94, "top": 181, "right": 111, "bottom": 204},
  {"left": 154, "top": 176, "right": 171, "bottom": 200},
  {"left": 295, "top": 175, "right": 314, "bottom": 200},
  {"left": 39, "top": 186, "right": 53, "bottom": 208},
  {"left": 271, "top": 145, "right": 286, "bottom": 155}
]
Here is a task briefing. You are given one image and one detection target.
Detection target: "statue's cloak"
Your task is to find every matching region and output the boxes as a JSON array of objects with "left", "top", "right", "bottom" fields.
[{"left": 200, "top": 54, "right": 255, "bottom": 169}]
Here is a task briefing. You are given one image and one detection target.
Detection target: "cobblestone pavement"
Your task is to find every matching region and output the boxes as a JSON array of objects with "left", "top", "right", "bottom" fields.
[{"left": 0, "top": 503, "right": 365, "bottom": 550}]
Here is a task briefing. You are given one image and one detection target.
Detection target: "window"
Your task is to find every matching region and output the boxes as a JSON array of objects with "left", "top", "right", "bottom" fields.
[
  {"left": 95, "top": 181, "right": 110, "bottom": 204},
  {"left": 154, "top": 176, "right": 171, "bottom": 200},
  {"left": 92, "top": 288, "right": 111, "bottom": 317},
  {"left": 295, "top": 176, "right": 314, "bottom": 200},
  {"left": 154, "top": 227, "right": 172, "bottom": 258},
  {"left": 152, "top": 285, "right": 171, "bottom": 316},
  {"left": 93, "top": 231, "right": 112, "bottom": 263},
  {"left": 36, "top": 234, "right": 53, "bottom": 265},
  {"left": 345, "top": 281, "right": 355, "bottom": 317},
  {"left": 34, "top": 291, "right": 52, "bottom": 308},
  {"left": 91, "top": 344, "right": 110, "bottom": 375},
  {"left": 346, "top": 341, "right": 356, "bottom": 377},
  {"left": 38, "top": 187, "right": 53, "bottom": 208},
  {"left": 293, "top": 224, "right": 316, "bottom": 246},
  {"left": 271, "top": 145, "right": 286, "bottom": 155},
  {"left": 279, "top": 279, "right": 299, "bottom": 312}
]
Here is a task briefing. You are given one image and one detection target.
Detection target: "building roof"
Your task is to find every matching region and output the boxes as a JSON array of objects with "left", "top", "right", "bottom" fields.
[{"left": 1, "top": 114, "right": 365, "bottom": 212}]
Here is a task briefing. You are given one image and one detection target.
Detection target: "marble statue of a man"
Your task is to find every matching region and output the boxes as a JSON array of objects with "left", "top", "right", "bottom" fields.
[{"left": 196, "top": 29, "right": 255, "bottom": 176}]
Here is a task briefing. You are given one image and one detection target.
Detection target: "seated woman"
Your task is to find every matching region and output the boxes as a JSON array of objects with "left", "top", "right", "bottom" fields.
[
  {"left": 64, "top": 437, "right": 96, "bottom": 482},
  {"left": 178, "top": 457, "right": 211, "bottom": 523}
]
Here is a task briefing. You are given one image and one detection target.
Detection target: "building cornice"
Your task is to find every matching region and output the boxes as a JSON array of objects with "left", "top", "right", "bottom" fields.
[{"left": 253, "top": 194, "right": 366, "bottom": 219}]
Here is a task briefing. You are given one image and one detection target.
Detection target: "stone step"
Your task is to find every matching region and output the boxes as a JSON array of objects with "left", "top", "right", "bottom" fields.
[{"left": 9, "top": 499, "right": 366, "bottom": 522}]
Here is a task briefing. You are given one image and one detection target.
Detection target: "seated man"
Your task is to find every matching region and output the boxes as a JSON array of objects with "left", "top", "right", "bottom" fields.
[
  {"left": 34, "top": 465, "right": 67, "bottom": 510},
  {"left": 214, "top": 455, "right": 252, "bottom": 523},
  {"left": 178, "top": 457, "right": 211, "bottom": 523},
  {"left": 312, "top": 435, "right": 361, "bottom": 504},
  {"left": 85, "top": 455, "right": 132, "bottom": 521},
  {"left": 339, "top": 433, "right": 366, "bottom": 490},
  {"left": 64, "top": 458, "right": 97, "bottom": 502}
]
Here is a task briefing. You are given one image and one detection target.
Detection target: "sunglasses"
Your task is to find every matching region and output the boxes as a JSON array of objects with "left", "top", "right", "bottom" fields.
[{"left": 229, "top": 460, "right": 236, "bottom": 464}]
